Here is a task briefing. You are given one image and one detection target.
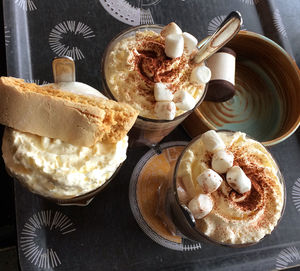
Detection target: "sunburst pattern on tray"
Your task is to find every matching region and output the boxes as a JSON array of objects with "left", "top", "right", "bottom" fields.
[
  {"left": 239, "top": 0, "right": 261, "bottom": 5},
  {"left": 275, "top": 247, "right": 300, "bottom": 270},
  {"left": 20, "top": 210, "right": 76, "bottom": 269},
  {"left": 4, "top": 25, "right": 11, "bottom": 46},
  {"left": 49, "top": 21, "right": 95, "bottom": 61},
  {"left": 15, "top": 0, "right": 37, "bottom": 11},
  {"left": 142, "top": 0, "right": 161, "bottom": 7},
  {"left": 273, "top": 8, "right": 287, "bottom": 38},
  {"left": 25, "top": 79, "right": 49, "bottom": 85},
  {"left": 292, "top": 178, "right": 300, "bottom": 212}
]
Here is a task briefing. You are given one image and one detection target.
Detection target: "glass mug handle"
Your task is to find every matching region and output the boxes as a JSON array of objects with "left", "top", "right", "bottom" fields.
[{"left": 52, "top": 56, "right": 76, "bottom": 83}]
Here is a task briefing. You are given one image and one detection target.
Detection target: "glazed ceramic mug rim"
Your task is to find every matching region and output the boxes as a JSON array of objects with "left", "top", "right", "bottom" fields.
[
  {"left": 100, "top": 24, "right": 208, "bottom": 124},
  {"left": 195, "top": 30, "right": 300, "bottom": 146}
]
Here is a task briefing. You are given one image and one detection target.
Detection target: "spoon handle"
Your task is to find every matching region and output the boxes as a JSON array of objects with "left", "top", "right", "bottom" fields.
[
  {"left": 52, "top": 56, "right": 76, "bottom": 83},
  {"left": 193, "top": 11, "right": 242, "bottom": 64}
]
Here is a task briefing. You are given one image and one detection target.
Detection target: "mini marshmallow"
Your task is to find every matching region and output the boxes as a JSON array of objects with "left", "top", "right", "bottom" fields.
[
  {"left": 161, "top": 22, "right": 182, "bottom": 37},
  {"left": 188, "top": 194, "right": 214, "bottom": 219},
  {"left": 154, "top": 101, "right": 176, "bottom": 120},
  {"left": 226, "top": 166, "right": 252, "bottom": 194},
  {"left": 173, "top": 90, "right": 196, "bottom": 111},
  {"left": 183, "top": 32, "right": 198, "bottom": 54},
  {"left": 190, "top": 65, "right": 211, "bottom": 84},
  {"left": 196, "top": 169, "right": 223, "bottom": 194},
  {"left": 154, "top": 82, "right": 174, "bottom": 101},
  {"left": 201, "top": 130, "right": 225, "bottom": 153},
  {"left": 165, "top": 34, "right": 184, "bottom": 59},
  {"left": 212, "top": 150, "right": 234, "bottom": 174}
]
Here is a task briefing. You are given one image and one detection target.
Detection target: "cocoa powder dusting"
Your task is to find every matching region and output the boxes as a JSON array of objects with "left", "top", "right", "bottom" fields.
[
  {"left": 204, "top": 151, "right": 213, "bottom": 168},
  {"left": 133, "top": 40, "right": 187, "bottom": 88},
  {"left": 225, "top": 146, "right": 275, "bottom": 212}
]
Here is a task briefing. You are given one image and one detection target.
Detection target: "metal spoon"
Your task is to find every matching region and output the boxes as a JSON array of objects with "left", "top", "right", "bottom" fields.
[{"left": 192, "top": 11, "right": 242, "bottom": 64}]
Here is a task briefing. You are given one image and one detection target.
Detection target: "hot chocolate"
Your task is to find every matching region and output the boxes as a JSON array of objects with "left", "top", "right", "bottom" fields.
[
  {"left": 104, "top": 28, "right": 208, "bottom": 120},
  {"left": 174, "top": 130, "right": 284, "bottom": 245},
  {"left": 102, "top": 24, "right": 210, "bottom": 145}
]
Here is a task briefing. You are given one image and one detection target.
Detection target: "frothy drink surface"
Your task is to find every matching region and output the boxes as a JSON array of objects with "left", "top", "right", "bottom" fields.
[
  {"left": 176, "top": 131, "right": 284, "bottom": 245},
  {"left": 105, "top": 30, "right": 206, "bottom": 119}
]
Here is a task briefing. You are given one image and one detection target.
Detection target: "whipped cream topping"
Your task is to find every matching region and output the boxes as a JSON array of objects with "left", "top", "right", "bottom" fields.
[
  {"left": 2, "top": 81, "right": 128, "bottom": 199},
  {"left": 105, "top": 30, "right": 206, "bottom": 119},
  {"left": 176, "top": 131, "right": 284, "bottom": 244},
  {"left": 3, "top": 128, "right": 128, "bottom": 199},
  {"left": 47, "top": 81, "right": 106, "bottom": 98}
]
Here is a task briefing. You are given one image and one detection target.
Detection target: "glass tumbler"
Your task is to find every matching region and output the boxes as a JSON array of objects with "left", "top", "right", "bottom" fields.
[{"left": 101, "top": 25, "right": 208, "bottom": 147}]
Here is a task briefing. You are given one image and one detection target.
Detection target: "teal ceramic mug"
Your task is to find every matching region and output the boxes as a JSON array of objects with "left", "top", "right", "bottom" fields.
[{"left": 183, "top": 31, "right": 300, "bottom": 146}]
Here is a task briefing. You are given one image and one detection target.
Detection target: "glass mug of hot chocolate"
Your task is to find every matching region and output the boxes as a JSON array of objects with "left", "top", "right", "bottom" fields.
[
  {"left": 169, "top": 130, "right": 286, "bottom": 246},
  {"left": 101, "top": 23, "right": 211, "bottom": 147}
]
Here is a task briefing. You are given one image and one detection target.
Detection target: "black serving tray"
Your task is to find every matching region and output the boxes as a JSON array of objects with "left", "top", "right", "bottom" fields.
[{"left": 2, "top": 0, "right": 300, "bottom": 270}]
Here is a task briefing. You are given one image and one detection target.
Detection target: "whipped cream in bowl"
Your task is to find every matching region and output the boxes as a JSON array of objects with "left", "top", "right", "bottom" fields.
[
  {"left": 1, "top": 82, "right": 128, "bottom": 205},
  {"left": 170, "top": 130, "right": 286, "bottom": 246}
]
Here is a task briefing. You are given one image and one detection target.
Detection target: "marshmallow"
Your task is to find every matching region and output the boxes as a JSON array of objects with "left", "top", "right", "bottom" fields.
[
  {"left": 226, "top": 166, "right": 252, "bottom": 194},
  {"left": 154, "top": 82, "right": 174, "bottom": 101},
  {"left": 212, "top": 150, "right": 234, "bottom": 174},
  {"left": 165, "top": 34, "right": 184, "bottom": 59},
  {"left": 190, "top": 65, "right": 211, "bottom": 84},
  {"left": 183, "top": 32, "right": 198, "bottom": 54},
  {"left": 207, "top": 48, "right": 236, "bottom": 85},
  {"left": 161, "top": 22, "right": 182, "bottom": 37},
  {"left": 154, "top": 101, "right": 176, "bottom": 120},
  {"left": 188, "top": 194, "right": 214, "bottom": 219},
  {"left": 205, "top": 48, "right": 236, "bottom": 102},
  {"left": 196, "top": 169, "right": 223, "bottom": 194},
  {"left": 173, "top": 90, "right": 196, "bottom": 111},
  {"left": 201, "top": 130, "right": 225, "bottom": 153}
]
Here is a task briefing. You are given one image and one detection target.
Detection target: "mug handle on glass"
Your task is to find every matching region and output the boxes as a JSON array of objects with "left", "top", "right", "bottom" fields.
[{"left": 52, "top": 56, "right": 76, "bottom": 83}]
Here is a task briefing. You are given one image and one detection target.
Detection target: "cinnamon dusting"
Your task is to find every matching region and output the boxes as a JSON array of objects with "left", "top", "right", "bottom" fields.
[
  {"left": 177, "top": 132, "right": 284, "bottom": 244},
  {"left": 133, "top": 40, "right": 187, "bottom": 88}
]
